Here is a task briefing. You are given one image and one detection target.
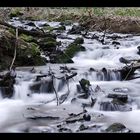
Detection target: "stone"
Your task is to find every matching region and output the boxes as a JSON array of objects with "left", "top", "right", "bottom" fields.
[
  {"left": 79, "top": 78, "right": 91, "bottom": 93},
  {"left": 137, "top": 46, "right": 140, "bottom": 55},
  {"left": 73, "top": 37, "right": 84, "bottom": 44},
  {"left": 107, "top": 93, "right": 128, "bottom": 103},
  {"left": 68, "top": 25, "right": 84, "bottom": 34},
  {"left": 105, "top": 123, "right": 132, "bottom": 133},
  {"left": 83, "top": 113, "right": 91, "bottom": 121}
]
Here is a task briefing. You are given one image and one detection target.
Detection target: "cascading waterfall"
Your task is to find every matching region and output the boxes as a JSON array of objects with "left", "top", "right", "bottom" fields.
[{"left": 1, "top": 19, "right": 140, "bottom": 132}]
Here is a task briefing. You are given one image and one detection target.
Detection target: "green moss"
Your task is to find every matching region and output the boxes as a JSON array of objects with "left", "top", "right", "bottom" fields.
[
  {"left": 45, "top": 41, "right": 57, "bottom": 48},
  {"left": 32, "top": 55, "right": 46, "bottom": 65},
  {"left": 8, "top": 28, "right": 16, "bottom": 36},
  {"left": 79, "top": 78, "right": 91, "bottom": 93},
  {"left": 65, "top": 43, "right": 85, "bottom": 58},
  {"left": 43, "top": 26, "right": 54, "bottom": 32},
  {"left": 9, "top": 9, "right": 23, "bottom": 18},
  {"left": 106, "top": 123, "right": 126, "bottom": 132},
  {"left": 56, "top": 53, "right": 74, "bottom": 63},
  {"left": 60, "top": 20, "right": 72, "bottom": 26},
  {"left": 74, "top": 37, "right": 84, "bottom": 44},
  {"left": 54, "top": 42, "right": 85, "bottom": 63},
  {"left": 54, "top": 25, "right": 66, "bottom": 31},
  {"left": 40, "top": 37, "right": 56, "bottom": 43},
  {"left": 30, "top": 42, "right": 41, "bottom": 56},
  {"left": 19, "top": 34, "right": 34, "bottom": 42}
]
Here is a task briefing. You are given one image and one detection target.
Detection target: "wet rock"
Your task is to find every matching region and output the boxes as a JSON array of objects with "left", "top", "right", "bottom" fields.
[
  {"left": 105, "top": 123, "right": 132, "bottom": 133},
  {"left": 102, "top": 46, "right": 110, "bottom": 49},
  {"left": 119, "top": 57, "right": 131, "bottom": 65},
  {"left": 0, "top": 86, "right": 14, "bottom": 98},
  {"left": 100, "top": 99, "right": 132, "bottom": 111},
  {"left": 112, "top": 41, "right": 121, "bottom": 45},
  {"left": 73, "top": 37, "right": 84, "bottom": 44},
  {"left": 16, "top": 42, "right": 46, "bottom": 66},
  {"left": 0, "top": 71, "right": 16, "bottom": 98},
  {"left": 54, "top": 25, "right": 66, "bottom": 31},
  {"left": 78, "top": 93, "right": 89, "bottom": 99},
  {"left": 83, "top": 113, "right": 91, "bottom": 121},
  {"left": 59, "top": 127, "right": 72, "bottom": 133},
  {"left": 89, "top": 68, "right": 95, "bottom": 72},
  {"left": 78, "top": 124, "right": 88, "bottom": 131},
  {"left": 107, "top": 93, "right": 128, "bottom": 103},
  {"left": 25, "top": 22, "right": 36, "bottom": 27},
  {"left": 57, "top": 34, "right": 73, "bottom": 40},
  {"left": 54, "top": 43, "right": 85, "bottom": 63},
  {"left": 60, "top": 20, "right": 72, "bottom": 26},
  {"left": 137, "top": 46, "right": 140, "bottom": 55},
  {"left": 66, "top": 115, "right": 84, "bottom": 124},
  {"left": 106, "top": 34, "right": 122, "bottom": 40},
  {"left": 38, "top": 37, "right": 58, "bottom": 52},
  {"left": 68, "top": 25, "right": 84, "bottom": 34},
  {"left": 65, "top": 43, "right": 86, "bottom": 58},
  {"left": 79, "top": 78, "right": 91, "bottom": 94}
]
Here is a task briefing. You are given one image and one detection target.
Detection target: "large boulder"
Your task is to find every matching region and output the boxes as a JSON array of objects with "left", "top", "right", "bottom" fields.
[
  {"left": 53, "top": 43, "right": 85, "bottom": 63},
  {"left": 105, "top": 123, "right": 132, "bottom": 133},
  {"left": 16, "top": 42, "right": 46, "bottom": 66},
  {"left": 38, "top": 37, "right": 60, "bottom": 53}
]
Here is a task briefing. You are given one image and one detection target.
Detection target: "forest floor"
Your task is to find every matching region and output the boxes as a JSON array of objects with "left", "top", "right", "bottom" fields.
[{"left": 10, "top": 7, "right": 140, "bottom": 34}]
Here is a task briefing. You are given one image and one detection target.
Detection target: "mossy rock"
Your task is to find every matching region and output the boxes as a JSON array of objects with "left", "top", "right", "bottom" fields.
[
  {"left": 53, "top": 42, "right": 85, "bottom": 63},
  {"left": 39, "top": 37, "right": 56, "bottom": 44},
  {"left": 60, "top": 20, "right": 72, "bottom": 26},
  {"left": 55, "top": 53, "right": 74, "bottom": 63},
  {"left": 74, "top": 37, "right": 84, "bottom": 44},
  {"left": 54, "top": 25, "right": 66, "bottom": 31},
  {"left": 79, "top": 78, "right": 91, "bottom": 93},
  {"left": 19, "top": 34, "right": 35, "bottom": 42},
  {"left": 65, "top": 43, "right": 85, "bottom": 58},
  {"left": 43, "top": 26, "right": 55, "bottom": 32},
  {"left": 9, "top": 9, "right": 23, "bottom": 18},
  {"left": 16, "top": 42, "right": 46, "bottom": 66},
  {"left": 38, "top": 37, "right": 58, "bottom": 52},
  {"left": 106, "top": 123, "right": 126, "bottom": 132}
]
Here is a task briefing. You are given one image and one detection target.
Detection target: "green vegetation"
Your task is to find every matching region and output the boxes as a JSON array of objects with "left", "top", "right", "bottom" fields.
[
  {"left": 55, "top": 42, "right": 85, "bottom": 63},
  {"left": 9, "top": 8, "right": 23, "bottom": 18},
  {"left": 19, "top": 34, "right": 34, "bottom": 42}
]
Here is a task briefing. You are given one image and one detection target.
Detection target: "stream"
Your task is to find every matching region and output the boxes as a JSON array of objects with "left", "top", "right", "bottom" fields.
[{"left": 0, "top": 18, "right": 140, "bottom": 132}]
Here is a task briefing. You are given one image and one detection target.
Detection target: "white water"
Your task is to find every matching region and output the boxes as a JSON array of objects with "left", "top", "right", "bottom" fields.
[{"left": 1, "top": 20, "right": 140, "bottom": 132}]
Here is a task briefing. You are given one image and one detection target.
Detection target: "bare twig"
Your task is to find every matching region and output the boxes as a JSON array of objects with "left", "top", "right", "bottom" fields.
[{"left": 9, "top": 28, "right": 18, "bottom": 71}]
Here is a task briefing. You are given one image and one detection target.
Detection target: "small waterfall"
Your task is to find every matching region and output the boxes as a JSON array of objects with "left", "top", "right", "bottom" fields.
[
  {"left": 81, "top": 69, "right": 121, "bottom": 81},
  {"left": 13, "top": 82, "right": 32, "bottom": 100}
]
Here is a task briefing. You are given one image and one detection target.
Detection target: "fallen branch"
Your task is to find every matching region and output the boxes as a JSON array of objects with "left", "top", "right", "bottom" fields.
[{"left": 9, "top": 28, "right": 18, "bottom": 71}]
